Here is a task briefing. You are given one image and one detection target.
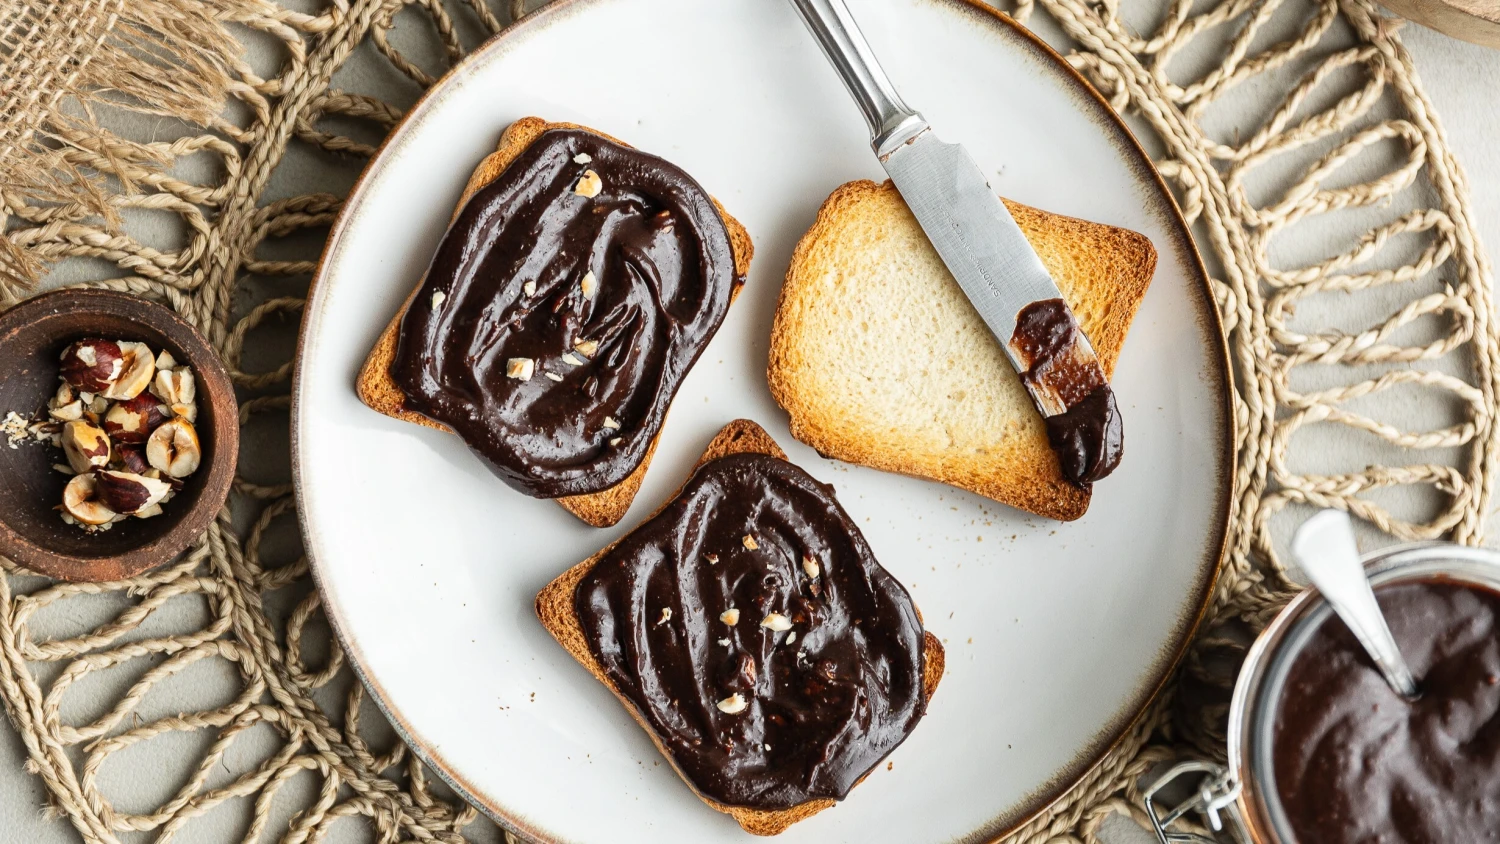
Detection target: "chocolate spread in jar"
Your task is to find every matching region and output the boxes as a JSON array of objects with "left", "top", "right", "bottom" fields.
[
  {"left": 1007, "top": 298, "right": 1122, "bottom": 486},
  {"left": 1273, "top": 581, "right": 1500, "bottom": 844},
  {"left": 574, "top": 452, "right": 928, "bottom": 810},
  {"left": 390, "top": 128, "right": 740, "bottom": 498}
]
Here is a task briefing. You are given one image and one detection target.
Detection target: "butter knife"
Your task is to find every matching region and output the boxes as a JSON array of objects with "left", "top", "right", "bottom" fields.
[{"left": 787, "top": 0, "right": 1124, "bottom": 486}]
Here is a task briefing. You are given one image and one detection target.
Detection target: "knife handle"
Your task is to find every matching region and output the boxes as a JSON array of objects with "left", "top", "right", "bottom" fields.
[{"left": 786, "top": 0, "right": 928, "bottom": 158}]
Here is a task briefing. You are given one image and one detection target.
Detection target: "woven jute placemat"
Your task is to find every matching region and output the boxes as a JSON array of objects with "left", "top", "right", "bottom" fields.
[{"left": 1, "top": 0, "right": 1494, "bottom": 841}]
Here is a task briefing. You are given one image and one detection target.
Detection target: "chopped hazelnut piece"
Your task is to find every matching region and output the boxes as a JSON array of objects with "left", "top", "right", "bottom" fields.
[
  {"left": 430, "top": 290, "right": 446, "bottom": 310},
  {"left": 802, "top": 556, "right": 820, "bottom": 579},
  {"left": 522, "top": 280, "right": 536, "bottom": 298},
  {"left": 573, "top": 152, "right": 592, "bottom": 164},
  {"left": 574, "top": 169, "right": 603, "bottom": 198},
  {"left": 561, "top": 352, "right": 584, "bottom": 366},
  {"left": 580, "top": 270, "right": 598, "bottom": 299},
  {"left": 720, "top": 608, "right": 740, "bottom": 626},
  {"left": 742, "top": 534, "right": 759, "bottom": 551},
  {"left": 544, "top": 371, "right": 564, "bottom": 382},
  {"left": 761, "top": 613, "right": 792, "bottom": 632},
  {"left": 608, "top": 437, "right": 622, "bottom": 447},
  {"left": 656, "top": 608, "right": 672, "bottom": 626},
  {"left": 704, "top": 553, "right": 719, "bottom": 565},
  {"left": 716, "top": 693, "right": 747, "bottom": 715},
  {"left": 573, "top": 338, "right": 599, "bottom": 358},
  {"left": 505, "top": 358, "right": 535, "bottom": 381},
  {"left": 602, "top": 416, "right": 620, "bottom": 430},
  {"left": 786, "top": 631, "right": 797, "bottom": 645}
]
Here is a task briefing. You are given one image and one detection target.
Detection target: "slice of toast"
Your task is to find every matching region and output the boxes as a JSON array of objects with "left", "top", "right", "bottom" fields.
[
  {"left": 767, "top": 180, "right": 1155, "bottom": 522},
  {"left": 536, "top": 419, "right": 944, "bottom": 836},
  {"left": 356, "top": 117, "right": 754, "bottom": 527}
]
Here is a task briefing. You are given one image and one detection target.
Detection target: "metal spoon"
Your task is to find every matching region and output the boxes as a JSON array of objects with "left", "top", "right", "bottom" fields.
[{"left": 1291, "top": 510, "right": 1420, "bottom": 699}]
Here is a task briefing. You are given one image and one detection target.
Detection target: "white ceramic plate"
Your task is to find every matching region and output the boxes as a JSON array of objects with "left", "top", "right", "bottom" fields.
[{"left": 294, "top": 1, "right": 1231, "bottom": 841}]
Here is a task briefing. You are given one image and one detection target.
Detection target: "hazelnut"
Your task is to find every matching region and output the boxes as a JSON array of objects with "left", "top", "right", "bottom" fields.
[
  {"left": 145, "top": 418, "right": 201, "bottom": 478},
  {"left": 151, "top": 367, "right": 195, "bottom": 407},
  {"left": 760, "top": 613, "right": 793, "bottom": 632},
  {"left": 720, "top": 608, "right": 740, "bottom": 626},
  {"left": 113, "top": 443, "right": 151, "bottom": 474},
  {"left": 154, "top": 349, "right": 178, "bottom": 371},
  {"left": 60, "top": 339, "right": 124, "bottom": 393},
  {"left": 561, "top": 352, "right": 584, "bottom": 366},
  {"left": 94, "top": 469, "right": 172, "bottom": 515},
  {"left": 580, "top": 271, "right": 598, "bottom": 299},
  {"left": 171, "top": 402, "right": 198, "bottom": 424},
  {"left": 522, "top": 280, "right": 537, "bottom": 298},
  {"left": 87, "top": 394, "right": 110, "bottom": 416},
  {"left": 51, "top": 463, "right": 75, "bottom": 476},
  {"left": 742, "top": 534, "right": 759, "bottom": 551},
  {"left": 62, "top": 420, "right": 112, "bottom": 474},
  {"left": 717, "top": 637, "right": 731, "bottom": 647},
  {"left": 49, "top": 400, "right": 84, "bottom": 422},
  {"left": 505, "top": 358, "right": 535, "bottom": 381},
  {"left": 716, "top": 693, "right": 747, "bottom": 715},
  {"left": 573, "top": 152, "right": 592, "bottom": 164},
  {"left": 430, "top": 290, "right": 446, "bottom": 311},
  {"left": 656, "top": 608, "right": 672, "bottom": 626},
  {"left": 100, "top": 341, "right": 156, "bottom": 400},
  {"left": 51, "top": 381, "right": 76, "bottom": 408},
  {"left": 786, "top": 631, "right": 797, "bottom": 645},
  {"left": 133, "top": 503, "right": 164, "bottom": 520},
  {"left": 574, "top": 169, "right": 602, "bottom": 198},
  {"left": 573, "top": 339, "right": 599, "bottom": 359},
  {"left": 704, "top": 553, "right": 719, "bottom": 565},
  {"left": 608, "top": 437, "right": 622, "bottom": 447},
  {"left": 61, "top": 473, "right": 118, "bottom": 526},
  {"left": 602, "top": 416, "right": 620, "bottom": 430},
  {"left": 103, "top": 393, "right": 170, "bottom": 444},
  {"left": 802, "top": 556, "right": 820, "bottom": 580},
  {"left": 543, "top": 371, "right": 564, "bottom": 382}
]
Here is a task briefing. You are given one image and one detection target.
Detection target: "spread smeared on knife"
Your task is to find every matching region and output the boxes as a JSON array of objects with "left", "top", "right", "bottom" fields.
[
  {"left": 391, "top": 128, "right": 740, "bottom": 498},
  {"left": 574, "top": 453, "right": 928, "bottom": 810},
  {"left": 1008, "top": 298, "right": 1123, "bottom": 486}
]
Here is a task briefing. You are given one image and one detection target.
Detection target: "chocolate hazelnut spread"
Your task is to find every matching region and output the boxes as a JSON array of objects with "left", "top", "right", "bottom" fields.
[
  {"left": 1008, "top": 298, "right": 1122, "bottom": 486},
  {"left": 1274, "top": 581, "right": 1500, "bottom": 844},
  {"left": 391, "top": 128, "right": 740, "bottom": 498},
  {"left": 574, "top": 452, "right": 928, "bottom": 810}
]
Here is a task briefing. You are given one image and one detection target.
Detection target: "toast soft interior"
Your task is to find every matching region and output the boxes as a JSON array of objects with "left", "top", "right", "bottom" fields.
[
  {"left": 767, "top": 179, "right": 1155, "bottom": 521},
  {"left": 535, "top": 419, "right": 945, "bottom": 835},
  {"left": 355, "top": 117, "right": 754, "bottom": 527}
]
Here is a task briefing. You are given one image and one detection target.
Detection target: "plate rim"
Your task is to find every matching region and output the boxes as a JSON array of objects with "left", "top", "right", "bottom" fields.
[{"left": 291, "top": 1, "right": 1235, "bottom": 841}]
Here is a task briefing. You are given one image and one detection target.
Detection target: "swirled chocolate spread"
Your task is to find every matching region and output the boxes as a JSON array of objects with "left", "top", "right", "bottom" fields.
[
  {"left": 1274, "top": 581, "right": 1500, "bottom": 844},
  {"left": 390, "top": 128, "right": 740, "bottom": 498},
  {"left": 1007, "top": 298, "right": 1122, "bottom": 486},
  {"left": 574, "top": 453, "right": 928, "bottom": 810}
]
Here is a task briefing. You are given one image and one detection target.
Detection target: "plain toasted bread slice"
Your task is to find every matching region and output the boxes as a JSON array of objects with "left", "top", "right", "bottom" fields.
[
  {"left": 356, "top": 117, "right": 754, "bottom": 528},
  {"left": 767, "top": 180, "right": 1155, "bottom": 522},
  {"left": 536, "top": 419, "right": 945, "bottom": 836}
]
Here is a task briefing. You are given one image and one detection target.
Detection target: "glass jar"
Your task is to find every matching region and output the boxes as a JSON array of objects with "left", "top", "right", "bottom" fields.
[{"left": 1143, "top": 542, "right": 1500, "bottom": 844}]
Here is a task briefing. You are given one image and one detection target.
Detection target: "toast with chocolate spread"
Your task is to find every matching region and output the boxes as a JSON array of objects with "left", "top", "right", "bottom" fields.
[
  {"left": 767, "top": 180, "right": 1154, "bottom": 522},
  {"left": 357, "top": 117, "right": 753, "bottom": 527},
  {"left": 536, "top": 419, "right": 944, "bottom": 836}
]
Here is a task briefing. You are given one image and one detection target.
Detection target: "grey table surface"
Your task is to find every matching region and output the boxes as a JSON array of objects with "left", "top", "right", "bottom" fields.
[{"left": 2, "top": 9, "right": 1499, "bottom": 844}]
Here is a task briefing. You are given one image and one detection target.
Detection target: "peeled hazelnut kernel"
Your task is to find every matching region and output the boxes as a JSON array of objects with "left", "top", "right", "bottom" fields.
[
  {"left": 62, "top": 473, "right": 118, "bottom": 526},
  {"left": 505, "top": 358, "right": 535, "bottom": 381},
  {"left": 155, "top": 349, "right": 177, "bottom": 371},
  {"left": 573, "top": 152, "right": 592, "bottom": 164},
  {"left": 761, "top": 613, "right": 793, "bottom": 632},
  {"left": 786, "top": 631, "right": 797, "bottom": 645},
  {"left": 171, "top": 402, "right": 198, "bottom": 424},
  {"left": 561, "top": 352, "right": 584, "bottom": 366},
  {"left": 88, "top": 395, "right": 110, "bottom": 416},
  {"left": 51, "top": 463, "right": 75, "bottom": 476},
  {"left": 60, "top": 339, "right": 124, "bottom": 393},
  {"left": 574, "top": 169, "right": 602, "bottom": 198},
  {"left": 151, "top": 367, "right": 195, "bottom": 406},
  {"left": 522, "top": 280, "right": 537, "bottom": 298},
  {"left": 95, "top": 469, "right": 172, "bottom": 515},
  {"left": 580, "top": 271, "right": 598, "bottom": 299},
  {"left": 49, "top": 400, "right": 84, "bottom": 422},
  {"left": 720, "top": 608, "right": 740, "bottom": 626},
  {"left": 103, "top": 393, "right": 170, "bottom": 444},
  {"left": 573, "top": 339, "right": 599, "bottom": 358},
  {"left": 101, "top": 341, "right": 156, "bottom": 400},
  {"left": 602, "top": 416, "right": 621, "bottom": 430},
  {"left": 430, "top": 290, "right": 446, "bottom": 311},
  {"left": 52, "top": 381, "right": 76, "bottom": 408},
  {"left": 146, "top": 418, "right": 201, "bottom": 478},
  {"left": 716, "top": 693, "right": 747, "bottom": 715},
  {"left": 802, "top": 556, "right": 820, "bottom": 579},
  {"left": 608, "top": 437, "right": 622, "bottom": 447},
  {"left": 113, "top": 444, "right": 151, "bottom": 474},
  {"left": 544, "top": 371, "right": 564, "bottom": 382},
  {"left": 656, "top": 608, "right": 672, "bottom": 626},
  {"left": 134, "top": 503, "right": 164, "bottom": 520},
  {"left": 62, "top": 420, "right": 112, "bottom": 474},
  {"left": 742, "top": 534, "right": 759, "bottom": 551}
]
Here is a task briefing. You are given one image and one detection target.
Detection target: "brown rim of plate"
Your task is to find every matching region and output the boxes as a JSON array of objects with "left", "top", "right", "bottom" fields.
[{"left": 290, "top": 1, "right": 1235, "bottom": 841}]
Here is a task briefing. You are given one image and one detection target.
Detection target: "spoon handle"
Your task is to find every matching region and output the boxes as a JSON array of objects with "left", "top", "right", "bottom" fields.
[{"left": 1292, "top": 510, "right": 1419, "bottom": 699}]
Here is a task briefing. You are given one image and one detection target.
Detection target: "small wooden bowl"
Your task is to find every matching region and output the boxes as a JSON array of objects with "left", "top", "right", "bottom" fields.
[{"left": 0, "top": 289, "right": 238, "bottom": 581}]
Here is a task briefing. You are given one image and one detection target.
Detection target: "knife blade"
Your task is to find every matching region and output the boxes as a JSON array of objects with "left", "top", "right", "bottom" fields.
[{"left": 787, "top": 0, "right": 1123, "bottom": 486}]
